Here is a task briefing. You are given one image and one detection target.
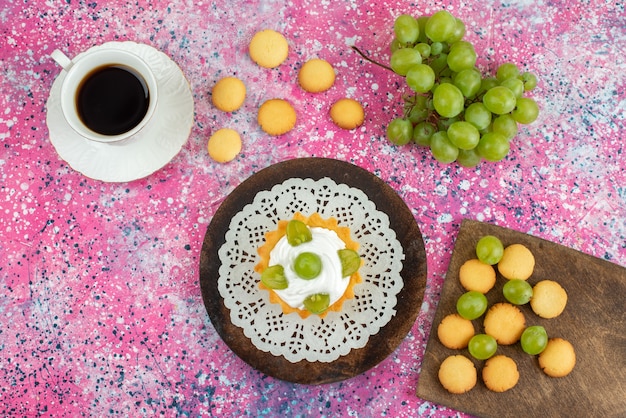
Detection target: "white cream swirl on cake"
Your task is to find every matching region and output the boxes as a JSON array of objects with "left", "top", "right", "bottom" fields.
[{"left": 255, "top": 212, "right": 362, "bottom": 319}]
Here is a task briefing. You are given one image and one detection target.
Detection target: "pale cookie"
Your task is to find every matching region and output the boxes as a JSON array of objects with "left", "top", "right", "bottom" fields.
[
  {"left": 207, "top": 128, "right": 242, "bottom": 163},
  {"left": 497, "top": 243, "right": 535, "bottom": 280},
  {"left": 438, "top": 355, "right": 477, "bottom": 394},
  {"left": 298, "top": 58, "right": 336, "bottom": 93},
  {"left": 257, "top": 99, "right": 297, "bottom": 136},
  {"left": 539, "top": 338, "right": 576, "bottom": 377},
  {"left": 330, "top": 98, "right": 365, "bottom": 130},
  {"left": 437, "top": 313, "right": 475, "bottom": 349},
  {"left": 482, "top": 355, "right": 519, "bottom": 392},
  {"left": 530, "top": 280, "right": 568, "bottom": 319},
  {"left": 249, "top": 29, "right": 289, "bottom": 68},
  {"left": 459, "top": 258, "right": 496, "bottom": 293},
  {"left": 212, "top": 77, "right": 246, "bottom": 112},
  {"left": 483, "top": 302, "right": 526, "bottom": 345}
]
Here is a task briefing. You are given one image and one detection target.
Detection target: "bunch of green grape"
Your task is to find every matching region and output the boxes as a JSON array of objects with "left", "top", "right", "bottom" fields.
[{"left": 385, "top": 10, "right": 539, "bottom": 166}]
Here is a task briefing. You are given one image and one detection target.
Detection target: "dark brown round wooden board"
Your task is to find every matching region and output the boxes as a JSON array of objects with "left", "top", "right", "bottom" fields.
[
  {"left": 199, "top": 157, "right": 427, "bottom": 385},
  {"left": 416, "top": 218, "right": 626, "bottom": 418}
]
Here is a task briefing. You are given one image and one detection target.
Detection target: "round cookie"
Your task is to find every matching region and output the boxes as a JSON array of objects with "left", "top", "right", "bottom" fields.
[
  {"left": 483, "top": 302, "right": 526, "bottom": 345},
  {"left": 298, "top": 58, "right": 336, "bottom": 93},
  {"left": 459, "top": 258, "right": 496, "bottom": 293},
  {"left": 330, "top": 98, "right": 365, "bottom": 130},
  {"left": 482, "top": 355, "right": 519, "bottom": 392},
  {"left": 539, "top": 338, "right": 576, "bottom": 377},
  {"left": 257, "top": 99, "right": 297, "bottom": 136},
  {"left": 249, "top": 29, "right": 289, "bottom": 68},
  {"left": 438, "top": 355, "right": 477, "bottom": 394},
  {"left": 498, "top": 243, "right": 535, "bottom": 280},
  {"left": 212, "top": 77, "right": 246, "bottom": 112},
  {"left": 530, "top": 279, "right": 568, "bottom": 319},
  {"left": 437, "top": 313, "right": 475, "bottom": 349},
  {"left": 207, "top": 128, "right": 242, "bottom": 163}
]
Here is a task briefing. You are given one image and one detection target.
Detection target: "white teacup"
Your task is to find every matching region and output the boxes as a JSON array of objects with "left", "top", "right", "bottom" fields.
[{"left": 51, "top": 47, "right": 158, "bottom": 143}]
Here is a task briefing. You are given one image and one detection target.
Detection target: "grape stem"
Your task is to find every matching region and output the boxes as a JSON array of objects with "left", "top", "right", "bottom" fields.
[{"left": 351, "top": 46, "right": 393, "bottom": 72}]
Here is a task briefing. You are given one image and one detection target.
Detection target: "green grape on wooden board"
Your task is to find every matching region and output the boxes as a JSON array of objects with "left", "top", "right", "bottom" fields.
[
  {"left": 475, "top": 235, "right": 504, "bottom": 265},
  {"left": 520, "top": 325, "right": 549, "bottom": 355},
  {"left": 353, "top": 10, "right": 540, "bottom": 166},
  {"left": 503, "top": 279, "right": 533, "bottom": 305},
  {"left": 456, "top": 290, "right": 488, "bottom": 320},
  {"left": 468, "top": 333, "right": 498, "bottom": 360}
]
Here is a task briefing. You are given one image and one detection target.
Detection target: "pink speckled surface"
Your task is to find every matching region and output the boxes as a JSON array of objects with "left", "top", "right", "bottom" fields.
[{"left": 1, "top": 0, "right": 625, "bottom": 416}]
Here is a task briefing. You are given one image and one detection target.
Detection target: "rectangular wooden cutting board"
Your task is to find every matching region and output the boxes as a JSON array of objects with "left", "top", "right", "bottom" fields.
[{"left": 416, "top": 219, "right": 626, "bottom": 417}]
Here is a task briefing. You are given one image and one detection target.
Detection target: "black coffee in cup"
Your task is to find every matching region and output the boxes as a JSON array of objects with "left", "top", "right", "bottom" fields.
[{"left": 76, "top": 65, "right": 150, "bottom": 136}]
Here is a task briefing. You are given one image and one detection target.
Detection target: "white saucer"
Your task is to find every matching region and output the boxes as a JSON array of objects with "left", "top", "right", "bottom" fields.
[{"left": 46, "top": 41, "right": 194, "bottom": 182}]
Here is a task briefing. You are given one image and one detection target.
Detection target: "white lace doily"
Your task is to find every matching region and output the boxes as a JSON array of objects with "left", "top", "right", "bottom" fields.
[{"left": 217, "top": 177, "right": 405, "bottom": 363}]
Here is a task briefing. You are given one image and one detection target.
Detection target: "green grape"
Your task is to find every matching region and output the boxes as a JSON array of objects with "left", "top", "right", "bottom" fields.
[
  {"left": 412, "top": 121, "right": 436, "bottom": 146},
  {"left": 476, "top": 235, "right": 504, "bottom": 265},
  {"left": 446, "top": 44, "right": 477, "bottom": 72},
  {"left": 464, "top": 102, "right": 492, "bottom": 131},
  {"left": 430, "top": 131, "right": 459, "bottom": 163},
  {"left": 430, "top": 41, "right": 445, "bottom": 55},
  {"left": 492, "top": 114, "right": 518, "bottom": 140},
  {"left": 406, "top": 94, "right": 429, "bottom": 123},
  {"left": 424, "top": 10, "right": 457, "bottom": 42},
  {"left": 449, "top": 40, "right": 473, "bottom": 51},
  {"left": 478, "top": 77, "right": 499, "bottom": 96},
  {"left": 457, "top": 148, "right": 482, "bottom": 167},
  {"left": 511, "top": 97, "right": 539, "bottom": 124},
  {"left": 453, "top": 68, "right": 482, "bottom": 98},
  {"left": 447, "top": 121, "right": 480, "bottom": 150},
  {"left": 303, "top": 293, "right": 330, "bottom": 314},
  {"left": 425, "top": 96, "right": 435, "bottom": 110},
  {"left": 448, "top": 18, "right": 466, "bottom": 43},
  {"left": 338, "top": 249, "right": 361, "bottom": 277},
  {"left": 387, "top": 118, "right": 413, "bottom": 145},
  {"left": 468, "top": 334, "right": 498, "bottom": 360},
  {"left": 416, "top": 15, "right": 430, "bottom": 43},
  {"left": 436, "top": 115, "right": 460, "bottom": 131},
  {"left": 500, "top": 77, "right": 524, "bottom": 98},
  {"left": 389, "top": 38, "right": 403, "bottom": 53},
  {"left": 429, "top": 52, "right": 449, "bottom": 74},
  {"left": 394, "top": 14, "right": 420, "bottom": 44},
  {"left": 477, "top": 131, "right": 510, "bottom": 161},
  {"left": 503, "top": 279, "right": 533, "bottom": 305},
  {"left": 261, "top": 265, "right": 288, "bottom": 290},
  {"left": 433, "top": 83, "right": 464, "bottom": 118},
  {"left": 520, "top": 325, "right": 548, "bottom": 355},
  {"left": 293, "top": 252, "right": 322, "bottom": 280},
  {"left": 390, "top": 48, "right": 422, "bottom": 75},
  {"left": 414, "top": 42, "right": 431, "bottom": 58},
  {"left": 483, "top": 86, "right": 517, "bottom": 114},
  {"left": 496, "top": 62, "right": 520, "bottom": 81},
  {"left": 520, "top": 71, "right": 538, "bottom": 91},
  {"left": 407, "top": 102, "right": 429, "bottom": 124},
  {"left": 439, "top": 76, "right": 453, "bottom": 86},
  {"left": 406, "top": 64, "right": 435, "bottom": 93},
  {"left": 456, "top": 290, "right": 488, "bottom": 320},
  {"left": 286, "top": 219, "right": 312, "bottom": 246},
  {"left": 439, "top": 68, "right": 453, "bottom": 79}
]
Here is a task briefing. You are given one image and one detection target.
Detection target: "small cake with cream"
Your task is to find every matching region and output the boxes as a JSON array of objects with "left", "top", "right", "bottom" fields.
[{"left": 255, "top": 212, "right": 362, "bottom": 318}]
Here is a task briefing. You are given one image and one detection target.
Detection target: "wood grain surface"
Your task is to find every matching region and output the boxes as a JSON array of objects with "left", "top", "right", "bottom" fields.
[
  {"left": 199, "top": 158, "right": 427, "bottom": 384},
  {"left": 416, "top": 219, "right": 626, "bottom": 417}
]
